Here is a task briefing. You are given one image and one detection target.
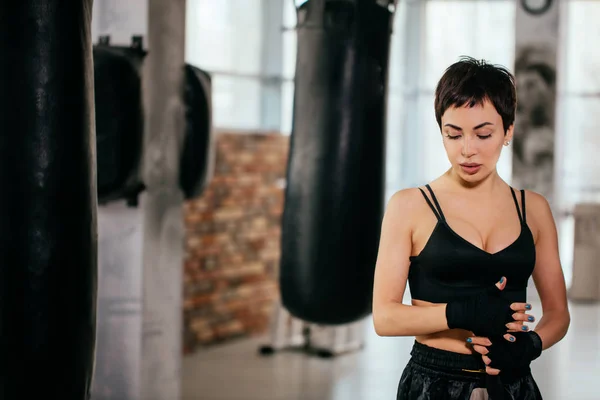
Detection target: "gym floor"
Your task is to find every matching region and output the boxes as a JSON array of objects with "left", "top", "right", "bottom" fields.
[{"left": 182, "top": 290, "right": 600, "bottom": 400}]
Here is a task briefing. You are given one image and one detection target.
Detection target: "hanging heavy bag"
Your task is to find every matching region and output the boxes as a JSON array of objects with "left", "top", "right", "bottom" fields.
[
  {"left": 0, "top": 1, "right": 97, "bottom": 396},
  {"left": 180, "top": 64, "right": 215, "bottom": 200},
  {"left": 93, "top": 36, "right": 146, "bottom": 206},
  {"left": 280, "top": 0, "right": 396, "bottom": 325}
]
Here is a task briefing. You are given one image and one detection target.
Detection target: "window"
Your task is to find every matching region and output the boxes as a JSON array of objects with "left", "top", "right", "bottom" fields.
[
  {"left": 556, "top": 1, "right": 600, "bottom": 208},
  {"left": 280, "top": 1, "right": 298, "bottom": 135},
  {"left": 185, "top": 0, "right": 265, "bottom": 130}
]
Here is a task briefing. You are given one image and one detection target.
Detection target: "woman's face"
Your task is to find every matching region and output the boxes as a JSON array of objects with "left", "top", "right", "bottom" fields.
[{"left": 441, "top": 99, "right": 513, "bottom": 183}]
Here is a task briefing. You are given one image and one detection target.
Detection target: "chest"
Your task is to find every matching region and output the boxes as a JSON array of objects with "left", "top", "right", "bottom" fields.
[{"left": 414, "top": 221, "right": 536, "bottom": 289}]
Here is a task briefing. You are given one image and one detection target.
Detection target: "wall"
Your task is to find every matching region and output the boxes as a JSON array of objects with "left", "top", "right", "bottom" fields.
[{"left": 183, "top": 131, "right": 289, "bottom": 353}]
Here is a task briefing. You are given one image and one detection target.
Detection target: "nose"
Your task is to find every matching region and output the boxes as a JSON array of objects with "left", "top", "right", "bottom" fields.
[{"left": 461, "top": 136, "right": 477, "bottom": 158}]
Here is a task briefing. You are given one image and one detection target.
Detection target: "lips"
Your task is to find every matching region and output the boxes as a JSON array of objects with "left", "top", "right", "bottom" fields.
[{"left": 459, "top": 163, "right": 482, "bottom": 175}]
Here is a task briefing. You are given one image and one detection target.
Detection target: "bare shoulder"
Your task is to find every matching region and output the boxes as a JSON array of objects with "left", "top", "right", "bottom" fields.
[
  {"left": 385, "top": 187, "right": 428, "bottom": 222},
  {"left": 522, "top": 189, "right": 556, "bottom": 241},
  {"left": 523, "top": 189, "right": 553, "bottom": 219},
  {"left": 382, "top": 187, "right": 433, "bottom": 243},
  {"left": 387, "top": 187, "right": 426, "bottom": 209}
]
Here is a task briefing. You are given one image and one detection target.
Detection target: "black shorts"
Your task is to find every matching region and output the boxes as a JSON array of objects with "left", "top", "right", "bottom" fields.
[{"left": 397, "top": 341, "right": 543, "bottom": 400}]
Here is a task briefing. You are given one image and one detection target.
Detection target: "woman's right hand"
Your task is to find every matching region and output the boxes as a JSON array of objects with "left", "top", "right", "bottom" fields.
[
  {"left": 445, "top": 277, "right": 535, "bottom": 337},
  {"left": 468, "top": 328, "right": 543, "bottom": 375}
]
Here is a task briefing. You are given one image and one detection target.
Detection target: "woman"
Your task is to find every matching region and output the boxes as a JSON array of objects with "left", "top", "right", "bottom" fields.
[{"left": 372, "top": 57, "right": 570, "bottom": 399}]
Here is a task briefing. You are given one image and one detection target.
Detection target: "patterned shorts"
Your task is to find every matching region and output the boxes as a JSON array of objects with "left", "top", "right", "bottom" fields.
[{"left": 397, "top": 341, "right": 543, "bottom": 400}]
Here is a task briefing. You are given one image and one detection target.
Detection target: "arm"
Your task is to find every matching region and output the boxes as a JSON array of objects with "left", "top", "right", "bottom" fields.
[
  {"left": 528, "top": 191, "right": 571, "bottom": 350},
  {"left": 372, "top": 189, "right": 450, "bottom": 337}
]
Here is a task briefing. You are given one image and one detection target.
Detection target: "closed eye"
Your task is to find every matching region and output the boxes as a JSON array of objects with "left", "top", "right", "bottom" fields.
[{"left": 445, "top": 134, "right": 491, "bottom": 140}]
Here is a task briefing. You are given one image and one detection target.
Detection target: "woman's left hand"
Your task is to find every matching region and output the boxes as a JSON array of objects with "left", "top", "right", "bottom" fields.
[{"left": 467, "top": 334, "right": 515, "bottom": 375}]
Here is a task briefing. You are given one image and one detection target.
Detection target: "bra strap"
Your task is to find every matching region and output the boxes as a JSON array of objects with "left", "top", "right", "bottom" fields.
[
  {"left": 425, "top": 184, "right": 446, "bottom": 221},
  {"left": 418, "top": 187, "right": 443, "bottom": 222},
  {"left": 521, "top": 189, "right": 527, "bottom": 225},
  {"left": 510, "top": 187, "right": 525, "bottom": 225}
]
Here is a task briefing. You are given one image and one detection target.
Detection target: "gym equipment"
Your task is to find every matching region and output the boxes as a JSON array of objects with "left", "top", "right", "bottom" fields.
[
  {"left": 94, "top": 35, "right": 147, "bottom": 206},
  {"left": 0, "top": 0, "right": 97, "bottom": 396},
  {"left": 181, "top": 64, "right": 215, "bottom": 200},
  {"left": 280, "top": 0, "right": 396, "bottom": 325},
  {"left": 568, "top": 204, "right": 600, "bottom": 302},
  {"left": 258, "top": 300, "right": 365, "bottom": 358}
]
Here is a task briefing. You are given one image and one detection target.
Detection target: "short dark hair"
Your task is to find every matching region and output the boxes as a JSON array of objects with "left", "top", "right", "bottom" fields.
[{"left": 434, "top": 56, "right": 516, "bottom": 133}]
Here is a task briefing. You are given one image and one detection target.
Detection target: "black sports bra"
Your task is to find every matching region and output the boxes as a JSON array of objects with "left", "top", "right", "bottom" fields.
[{"left": 407, "top": 184, "right": 536, "bottom": 304}]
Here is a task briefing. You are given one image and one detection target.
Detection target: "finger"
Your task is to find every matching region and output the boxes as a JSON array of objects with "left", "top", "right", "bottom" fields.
[
  {"left": 505, "top": 321, "right": 523, "bottom": 332},
  {"left": 472, "top": 344, "right": 489, "bottom": 355},
  {"left": 466, "top": 336, "right": 492, "bottom": 346},
  {"left": 482, "top": 355, "right": 491, "bottom": 365},
  {"left": 495, "top": 276, "right": 507, "bottom": 291},
  {"left": 503, "top": 333, "right": 516, "bottom": 342},
  {"left": 486, "top": 366, "right": 501, "bottom": 375},
  {"left": 510, "top": 302, "right": 532, "bottom": 312},
  {"left": 506, "top": 322, "right": 530, "bottom": 332},
  {"left": 512, "top": 312, "right": 536, "bottom": 323}
]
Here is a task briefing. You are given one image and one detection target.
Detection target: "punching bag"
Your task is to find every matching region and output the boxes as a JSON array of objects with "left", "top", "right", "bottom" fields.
[
  {"left": 180, "top": 64, "right": 215, "bottom": 199},
  {"left": 280, "top": 0, "right": 396, "bottom": 325},
  {"left": 0, "top": 1, "right": 97, "bottom": 397},
  {"left": 94, "top": 36, "right": 147, "bottom": 206}
]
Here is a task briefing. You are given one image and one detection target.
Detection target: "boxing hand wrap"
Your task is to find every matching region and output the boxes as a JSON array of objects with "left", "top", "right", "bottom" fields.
[
  {"left": 487, "top": 331, "right": 543, "bottom": 371},
  {"left": 445, "top": 289, "right": 515, "bottom": 336}
]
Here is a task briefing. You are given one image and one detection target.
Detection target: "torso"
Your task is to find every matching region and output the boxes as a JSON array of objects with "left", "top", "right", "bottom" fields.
[{"left": 407, "top": 180, "right": 538, "bottom": 354}]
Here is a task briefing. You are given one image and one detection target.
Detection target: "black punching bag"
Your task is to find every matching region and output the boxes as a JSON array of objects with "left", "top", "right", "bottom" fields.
[
  {"left": 0, "top": 1, "right": 97, "bottom": 397},
  {"left": 180, "top": 64, "right": 215, "bottom": 199},
  {"left": 280, "top": 0, "right": 395, "bottom": 325},
  {"left": 94, "top": 36, "right": 147, "bottom": 206}
]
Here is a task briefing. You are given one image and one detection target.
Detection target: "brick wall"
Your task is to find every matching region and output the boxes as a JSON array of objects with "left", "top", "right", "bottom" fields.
[{"left": 183, "top": 131, "right": 289, "bottom": 353}]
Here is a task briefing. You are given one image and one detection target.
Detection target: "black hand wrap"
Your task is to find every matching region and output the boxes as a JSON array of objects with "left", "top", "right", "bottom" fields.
[
  {"left": 487, "top": 331, "right": 543, "bottom": 371},
  {"left": 445, "top": 288, "right": 515, "bottom": 336}
]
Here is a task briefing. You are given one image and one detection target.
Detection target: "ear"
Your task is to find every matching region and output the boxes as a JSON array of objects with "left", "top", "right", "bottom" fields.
[{"left": 504, "top": 124, "right": 514, "bottom": 145}]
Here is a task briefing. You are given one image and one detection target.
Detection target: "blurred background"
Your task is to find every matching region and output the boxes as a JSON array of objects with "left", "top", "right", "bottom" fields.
[{"left": 87, "top": 0, "right": 599, "bottom": 399}]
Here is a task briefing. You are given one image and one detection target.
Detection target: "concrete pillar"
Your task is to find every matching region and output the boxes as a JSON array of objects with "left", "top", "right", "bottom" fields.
[
  {"left": 93, "top": 204, "right": 144, "bottom": 400},
  {"left": 90, "top": 1, "right": 147, "bottom": 399},
  {"left": 140, "top": 1, "right": 187, "bottom": 399},
  {"left": 512, "top": 0, "right": 559, "bottom": 207}
]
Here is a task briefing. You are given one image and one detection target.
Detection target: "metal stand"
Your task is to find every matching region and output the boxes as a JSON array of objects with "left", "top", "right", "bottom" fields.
[{"left": 258, "top": 300, "right": 365, "bottom": 358}]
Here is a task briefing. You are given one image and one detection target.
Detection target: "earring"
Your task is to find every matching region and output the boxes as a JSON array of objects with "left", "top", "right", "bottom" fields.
[{"left": 504, "top": 141, "right": 510, "bottom": 146}]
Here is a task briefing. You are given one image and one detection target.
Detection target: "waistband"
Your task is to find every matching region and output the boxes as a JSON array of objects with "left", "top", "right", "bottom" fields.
[
  {"left": 409, "top": 340, "right": 531, "bottom": 383},
  {"left": 410, "top": 340, "right": 486, "bottom": 375}
]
